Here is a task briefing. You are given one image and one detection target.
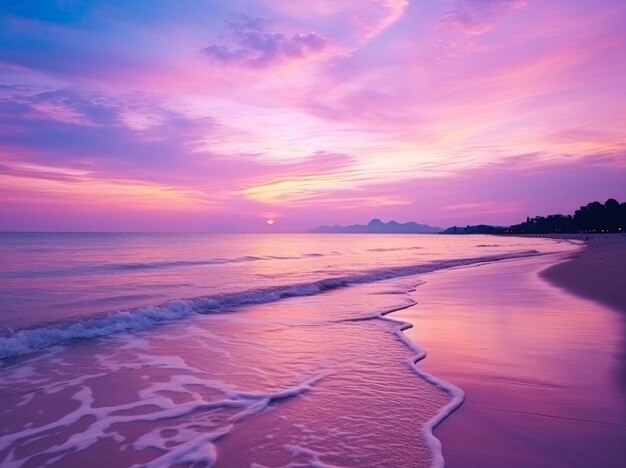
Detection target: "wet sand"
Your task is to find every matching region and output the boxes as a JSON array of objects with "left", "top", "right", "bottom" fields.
[
  {"left": 540, "top": 234, "right": 626, "bottom": 315},
  {"left": 395, "top": 249, "right": 626, "bottom": 467},
  {"left": 542, "top": 234, "right": 626, "bottom": 391}
]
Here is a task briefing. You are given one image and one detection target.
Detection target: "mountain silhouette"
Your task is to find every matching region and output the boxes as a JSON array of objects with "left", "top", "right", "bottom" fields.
[{"left": 309, "top": 219, "right": 442, "bottom": 234}]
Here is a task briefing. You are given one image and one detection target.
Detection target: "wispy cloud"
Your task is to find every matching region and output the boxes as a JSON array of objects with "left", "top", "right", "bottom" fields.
[
  {"left": 203, "top": 15, "right": 328, "bottom": 68},
  {"left": 438, "top": 0, "right": 527, "bottom": 35}
]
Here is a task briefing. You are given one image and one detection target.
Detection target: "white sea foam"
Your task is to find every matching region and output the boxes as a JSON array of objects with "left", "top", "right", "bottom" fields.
[
  {"left": 0, "top": 250, "right": 544, "bottom": 360},
  {"left": 377, "top": 304, "right": 465, "bottom": 468},
  {"left": 335, "top": 295, "right": 464, "bottom": 468},
  {"left": 0, "top": 363, "right": 329, "bottom": 468}
]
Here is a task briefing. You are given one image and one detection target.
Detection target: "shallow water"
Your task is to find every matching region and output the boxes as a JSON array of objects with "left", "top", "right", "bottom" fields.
[
  {"left": 0, "top": 282, "right": 447, "bottom": 467},
  {"left": 0, "top": 233, "right": 578, "bottom": 466},
  {"left": 396, "top": 256, "right": 626, "bottom": 467}
]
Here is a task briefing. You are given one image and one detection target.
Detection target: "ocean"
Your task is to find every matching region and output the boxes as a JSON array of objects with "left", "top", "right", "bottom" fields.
[{"left": 0, "top": 233, "right": 578, "bottom": 467}]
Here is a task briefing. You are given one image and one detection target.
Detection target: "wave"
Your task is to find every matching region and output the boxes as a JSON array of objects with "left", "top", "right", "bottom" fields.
[
  {"left": 0, "top": 246, "right": 437, "bottom": 279},
  {"left": 0, "top": 256, "right": 267, "bottom": 279},
  {"left": 0, "top": 251, "right": 345, "bottom": 279},
  {"left": 366, "top": 246, "right": 423, "bottom": 252},
  {"left": 0, "top": 250, "right": 541, "bottom": 360},
  {"left": 375, "top": 305, "right": 464, "bottom": 468}
]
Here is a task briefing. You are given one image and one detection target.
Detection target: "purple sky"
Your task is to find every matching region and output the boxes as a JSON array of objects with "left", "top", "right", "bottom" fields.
[{"left": 1, "top": 0, "right": 625, "bottom": 231}]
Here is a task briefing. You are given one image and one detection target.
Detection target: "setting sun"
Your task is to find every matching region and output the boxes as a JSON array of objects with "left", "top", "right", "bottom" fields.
[{"left": 266, "top": 219, "right": 275, "bottom": 225}]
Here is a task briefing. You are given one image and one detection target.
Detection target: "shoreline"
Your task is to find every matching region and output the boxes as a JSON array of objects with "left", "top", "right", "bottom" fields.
[
  {"left": 541, "top": 233, "right": 626, "bottom": 391},
  {"left": 539, "top": 233, "right": 626, "bottom": 314},
  {"left": 394, "top": 243, "right": 626, "bottom": 467},
  {"left": 379, "top": 303, "right": 465, "bottom": 468}
]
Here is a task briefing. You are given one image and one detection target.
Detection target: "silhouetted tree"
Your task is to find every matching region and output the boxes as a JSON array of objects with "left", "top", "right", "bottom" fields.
[
  {"left": 508, "top": 198, "right": 625, "bottom": 233},
  {"left": 605, "top": 198, "right": 621, "bottom": 231}
]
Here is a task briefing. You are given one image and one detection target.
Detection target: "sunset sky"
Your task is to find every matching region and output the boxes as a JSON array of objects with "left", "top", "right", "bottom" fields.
[{"left": 1, "top": 0, "right": 625, "bottom": 231}]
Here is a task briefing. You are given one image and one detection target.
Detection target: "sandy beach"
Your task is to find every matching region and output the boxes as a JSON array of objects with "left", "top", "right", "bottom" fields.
[
  {"left": 395, "top": 235, "right": 626, "bottom": 467},
  {"left": 542, "top": 234, "right": 626, "bottom": 391},
  {"left": 541, "top": 234, "right": 626, "bottom": 315}
]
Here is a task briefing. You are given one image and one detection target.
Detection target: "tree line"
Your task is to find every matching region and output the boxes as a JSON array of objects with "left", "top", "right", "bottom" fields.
[{"left": 506, "top": 199, "right": 626, "bottom": 234}]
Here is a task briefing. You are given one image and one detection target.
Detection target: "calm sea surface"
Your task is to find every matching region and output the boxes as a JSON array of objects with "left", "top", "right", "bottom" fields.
[
  {"left": 0, "top": 233, "right": 578, "bottom": 467},
  {"left": 0, "top": 232, "right": 574, "bottom": 332}
]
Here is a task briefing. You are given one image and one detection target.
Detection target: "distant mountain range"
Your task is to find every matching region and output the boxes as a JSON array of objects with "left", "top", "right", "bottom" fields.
[{"left": 309, "top": 218, "right": 443, "bottom": 234}]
